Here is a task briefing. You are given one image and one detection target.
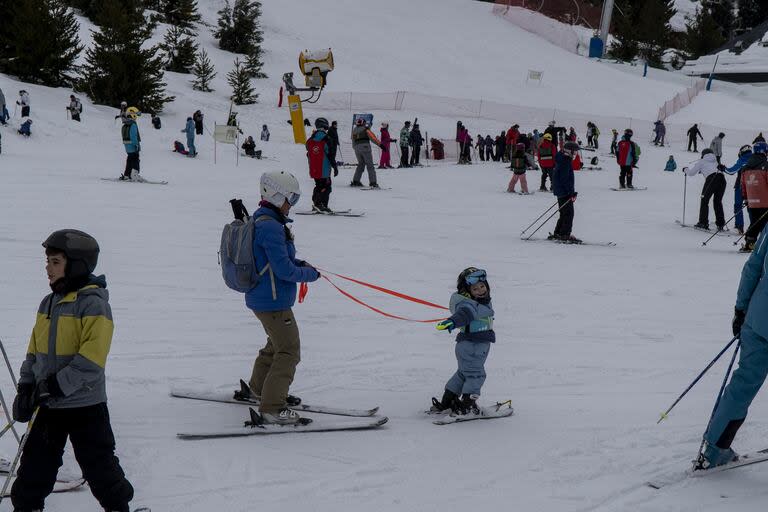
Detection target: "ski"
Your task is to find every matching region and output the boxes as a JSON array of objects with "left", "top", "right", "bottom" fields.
[
  {"left": 675, "top": 220, "right": 740, "bottom": 237},
  {"left": 647, "top": 448, "right": 768, "bottom": 489},
  {"left": 580, "top": 166, "right": 603, "bottom": 171},
  {"left": 610, "top": 187, "right": 647, "bottom": 191},
  {"left": 521, "top": 237, "right": 616, "bottom": 247},
  {"left": 101, "top": 177, "right": 168, "bottom": 185},
  {"left": 432, "top": 401, "right": 514, "bottom": 425},
  {"left": 294, "top": 209, "right": 365, "bottom": 217},
  {"left": 170, "top": 385, "right": 380, "bottom": 417},
  {"left": 177, "top": 407, "right": 388, "bottom": 439},
  {"left": 359, "top": 186, "right": 392, "bottom": 191}
]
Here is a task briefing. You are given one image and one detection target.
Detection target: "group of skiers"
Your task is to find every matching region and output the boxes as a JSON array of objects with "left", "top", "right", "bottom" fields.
[{"left": 0, "top": 88, "right": 32, "bottom": 136}]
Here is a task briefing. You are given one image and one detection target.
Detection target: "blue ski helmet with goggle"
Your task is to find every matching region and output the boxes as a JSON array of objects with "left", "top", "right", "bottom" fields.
[
  {"left": 753, "top": 142, "right": 768, "bottom": 155},
  {"left": 457, "top": 267, "right": 489, "bottom": 294}
]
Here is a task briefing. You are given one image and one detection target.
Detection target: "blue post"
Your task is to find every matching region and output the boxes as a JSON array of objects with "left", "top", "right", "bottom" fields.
[
  {"left": 589, "top": 37, "right": 604, "bottom": 58},
  {"left": 643, "top": 62, "right": 648, "bottom": 77}
]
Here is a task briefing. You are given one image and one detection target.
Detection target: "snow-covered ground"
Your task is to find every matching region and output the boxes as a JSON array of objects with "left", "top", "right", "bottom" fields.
[{"left": 2, "top": 1, "right": 768, "bottom": 511}]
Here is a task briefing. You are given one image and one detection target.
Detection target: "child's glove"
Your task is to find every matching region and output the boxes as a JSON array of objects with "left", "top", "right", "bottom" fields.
[{"left": 436, "top": 319, "right": 455, "bottom": 332}]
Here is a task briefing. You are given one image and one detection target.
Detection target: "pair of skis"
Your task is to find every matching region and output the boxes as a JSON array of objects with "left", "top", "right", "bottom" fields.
[
  {"left": 294, "top": 208, "right": 364, "bottom": 217},
  {"left": 101, "top": 177, "right": 168, "bottom": 185},
  {"left": 172, "top": 381, "right": 386, "bottom": 438},
  {"left": 647, "top": 448, "right": 768, "bottom": 489}
]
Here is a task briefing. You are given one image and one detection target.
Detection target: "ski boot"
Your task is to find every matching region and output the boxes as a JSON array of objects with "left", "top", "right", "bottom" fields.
[
  {"left": 547, "top": 232, "right": 559, "bottom": 240},
  {"left": 562, "top": 235, "right": 583, "bottom": 244},
  {"left": 430, "top": 389, "right": 459, "bottom": 414},
  {"left": 455, "top": 394, "right": 481, "bottom": 416},
  {"left": 349, "top": 180, "right": 364, "bottom": 187},
  {"left": 368, "top": 183, "right": 380, "bottom": 189},
  {"left": 740, "top": 240, "right": 756, "bottom": 253},
  {"left": 233, "top": 380, "right": 301, "bottom": 406},
  {"left": 246, "top": 407, "right": 311, "bottom": 427},
  {"left": 695, "top": 442, "right": 739, "bottom": 470},
  {"left": 694, "top": 222, "right": 710, "bottom": 231}
]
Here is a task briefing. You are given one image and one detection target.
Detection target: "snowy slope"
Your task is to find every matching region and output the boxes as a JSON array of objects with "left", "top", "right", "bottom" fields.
[{"left": 2, "top": 1, "right": 768, "bottom": 511}]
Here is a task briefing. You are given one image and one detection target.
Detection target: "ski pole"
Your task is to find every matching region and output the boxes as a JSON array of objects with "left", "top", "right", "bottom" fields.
[
  {"left": 703, "top": 205, "right": 747, "bottom": 246},
  {"left": 657, "top": 335, "right": 739, "bottom": 424},
  {"left": 734, "top": 208, "right": 768, "bottom": 246},
  {"left": 523, "top": 198, "right": 574, "bottom": 241},
  {"left": 694, "top": 338, "right": 741, "bottom": 470},
  {"left": 0, "top": 406, "right": 40, "bottom": 504},
  {"left": 0, "top": 385, "right": 20, "bottom": 443},
  {"left": 0, "top": 339, "right": 18, "bottom": 389},
  {"left": 521, "top": 200, "right": 559, "bottom": 235},
  {"left": 0, "top": 420, "right": 16, "bottom": 440},
  {"left": 682, "top": 174, "right": 687, "bottom": 226}
]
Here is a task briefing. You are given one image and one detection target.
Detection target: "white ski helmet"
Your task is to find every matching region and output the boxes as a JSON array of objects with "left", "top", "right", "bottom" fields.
[{"left": 260, "top": 171, "right": 301, "bottom": 207}]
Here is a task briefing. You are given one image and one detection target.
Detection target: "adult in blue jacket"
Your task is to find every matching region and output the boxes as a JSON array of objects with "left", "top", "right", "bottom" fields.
[
  {"left": 120, "top": 107, "right": 141, "bottom": 180},
  {"left": 700, "top": 224, "right": 768, "bottom": 468},
  {"left": 725, "top": 145, "right": 754, "bottom": 235},
  {"left": 181, "top": 117, "right": 196, "bottom": 157},
  {"left": 549, "top": 141, "right": 580, "bottom": 243},
  {"left": 244, "top": 171, "right": 320, "bottom": 425}
]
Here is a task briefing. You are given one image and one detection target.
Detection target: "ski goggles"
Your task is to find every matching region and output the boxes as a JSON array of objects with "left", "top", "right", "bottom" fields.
[
  {"left": 464, "top": 269, "right": 487, "bottom": 285},
  {"left": 287, "top": 192, "right": 301, "bottom": 206}
]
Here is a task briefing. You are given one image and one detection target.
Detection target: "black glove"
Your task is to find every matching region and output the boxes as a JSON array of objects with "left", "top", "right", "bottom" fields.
[
  {"left": 718, "top": 164, "right": 726, "bottom": 172},
  {"left": 333, "top": 168, "right": 339, "bottom": 177},
  {"left": 733, "top": 308, "right": 746, "bottom": 337},
  {"left": 12, "top": 383, "right": 35, "bottom": 423}
]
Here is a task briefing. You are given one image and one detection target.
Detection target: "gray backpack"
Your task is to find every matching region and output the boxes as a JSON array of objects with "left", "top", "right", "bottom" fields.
[{"left": 220, "top": 215, "right": 273, "bottom": 293}]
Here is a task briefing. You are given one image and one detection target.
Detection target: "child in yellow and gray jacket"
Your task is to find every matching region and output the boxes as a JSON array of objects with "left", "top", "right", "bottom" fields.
[{"left": 11, "top": 229, "right": 134, "bottom": 512}]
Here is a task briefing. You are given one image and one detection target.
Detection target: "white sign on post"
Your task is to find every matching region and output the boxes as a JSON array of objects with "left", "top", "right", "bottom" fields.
[
  {"left": 213, "top": 123, "right": 240, "bottom": 164},
  {"left": 526, "top": 69, "right": 544, "bottom": 84}
]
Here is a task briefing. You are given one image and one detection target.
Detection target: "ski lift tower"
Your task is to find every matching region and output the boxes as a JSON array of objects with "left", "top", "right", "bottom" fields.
[
  {"left": 283, "top": 48, "right": 334, "bottom": 144},
  {"left": 590, "top": 0, "right": 615, "bottom": 58}
]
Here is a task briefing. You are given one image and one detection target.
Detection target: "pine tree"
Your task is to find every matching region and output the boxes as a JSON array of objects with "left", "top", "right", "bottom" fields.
[
  {"left": 78, "top": 0, "right": 173, "bottom": 112},
  {"left": 0, "top": 0, "right": 83, "bottom": 86},
  {"left": 702, "top": 0, "right": 735, "bottom": 40},
  {"left": 215, "top": 0, "right": 265, "bottom": 58},
  {"left": 162, "top": 0, "right": 201, "bottom": 30},
  {"left": 245, "top": 46, "right": 266, "bottom": 79},
  {"left": 635, "top": 0, "right": 676, "bottom": 66},
  {"left": 737, "top": 0, "right": 768, "bottom": 30},
  {"left": 227, "top": 58, "right": 257, "bottom": 105},
  {"left": 160, "top": 25, "right": 198, "bottom": 73},
  {"left": 191, "top": 48, "right": 216, "bottom": 91},
  {"left": 609, "top": 0, "right": 640, "bottom": 61},
  {"left": 685, "top": 7, "right": 727, "bottom": 58}
]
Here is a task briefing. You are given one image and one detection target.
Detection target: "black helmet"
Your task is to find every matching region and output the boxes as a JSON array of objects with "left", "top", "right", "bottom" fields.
[
  {"left": 701, "top": 148, "right": 714, "bottom": 157},
  {"left": 43, "top": 229, "right": 100, "bottom": 281},
  {"left": 624, "top": 128, "right": 634, "bottom": 137},
  {"left": 564, "top": 141, "right": 580, "bottom": 152},
  {"left": 456, "top": 267, "right": 489, "bottom": 295},
  {"left": 739, "top": 145, "right": 752, "bottom": 157},
  {"left": 315, "top": 117, "right": 329, "bottom": 130}
]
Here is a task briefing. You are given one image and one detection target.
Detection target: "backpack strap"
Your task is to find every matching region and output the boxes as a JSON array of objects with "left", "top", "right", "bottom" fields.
[{"left": 253, "top": 215, "right": 278, "bottom": 300}]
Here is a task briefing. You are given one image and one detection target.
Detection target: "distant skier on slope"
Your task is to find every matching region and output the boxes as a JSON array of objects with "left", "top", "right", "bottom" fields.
[
  {"left": 683, "top": 148, "right": 726, "bottom": 232},
  {"left": 66, "top": 95, "right": 82, "bottom": 122},
  {"left": 379, "top": 122, "right": 395, "bottom": 169},
  {"left": 507, "top": 143, "right": 535, "bottom": 194},
  {"left": 181, "top": 116, "right": 197, "bottom": 157},
  {"left": 193, "top": 110, "right": 204, "bottom": 135},
  {"left": 698, "top": 222, "right": 768, "bottom": 469},
  {"left": 327, "top": 121, "right": 340, "bottom": 174},
  {"left": 409, "top": 123, "right": 424, "bottom": 166},
  {"left": 739, "top": 142, "right": 768, "bottom": 252},
  {"left": 549, "top": 141, "right": 581, "bottom": 243},
  {"left": 399, "top": 121, "right": 411, "bottom": 168},
  {"left": 120, "top": 107, "right": 141, "bottom": 180},
  {"left": 537, "top": 132, "right": 557, "bottom": 192},
  {"left": 350, "top": 118, "right": 382, "bottom": 188},
  {"left": 710, "top": 132, "right": 726, "bottom": 164},
  {"left": 17, "top": 90, "right": 30, "bottom": 117},
  {"left": 307, "top": 117, "right": 337, "bottom": 212},
  {"left": 687, "top": 123, "right": 704, "bottom": 152},
  {"left": 430, "top": 267, "right": 495, "bottom": 416},
  {"left": 616, "top": 129, "right": 640, "bottom": 189}
]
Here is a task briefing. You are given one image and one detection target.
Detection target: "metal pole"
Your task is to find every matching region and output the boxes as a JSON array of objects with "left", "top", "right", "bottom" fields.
[
  {"left": 598, "top": 0, "right": 615, "bottom": 58},
  {"left": 683, "top": 174, "right": 687, "bottom": 226},
  {"left": 0, "top": 340, "right": 18, "bottom": 389},
  {"left": 523, "top": 199, "right": 574, "bottom": 241},
  {"left": 521, "top": 200, "right": 560, "bottom": 235},
  {"left": 0, "top": 407, "right": 40, "bottom": 504}
]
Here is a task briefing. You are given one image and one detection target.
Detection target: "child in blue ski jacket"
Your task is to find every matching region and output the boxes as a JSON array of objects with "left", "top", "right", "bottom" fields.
[
  {"left": 726, "top": 145, "right": 754, "bottom": 234},
  {"left": 430, "top": 267, "right": 495, "bottom": 415},
  {"left": 664, "top": 156, "right": 676, "bottom": 172}
]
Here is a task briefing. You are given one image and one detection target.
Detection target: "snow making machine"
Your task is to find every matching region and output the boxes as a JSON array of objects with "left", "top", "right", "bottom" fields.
[{"left": 284, "top": 48, "right": 334, "bottom": 143}]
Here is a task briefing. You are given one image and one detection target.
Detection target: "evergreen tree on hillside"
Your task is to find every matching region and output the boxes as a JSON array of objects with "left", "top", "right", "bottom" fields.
[
  {"left": 634, "top": 0, "right": 676, "bottom": 66},
  {"left": 162, "top": 0, "right": 201, "bottom": 30},
  {"left": 0, "top": 0, "right": 83, "bottom": 86},
  {"left": 227, "top": 58, "right": 257, "bottom": 105},
  {"left": 685, "top": 7, "right": 727, "bottom": 58},
  {"left": 191, "top": 48, "right": 217, "bottom": 91},
  {"left": 737, "top": 0, "right": 768, "bottom": 30},
  {"left": 160, "top": 25, "right": 198, "bottom": 73},
  {"left": 701, "top": 0, "right": 735, "bottom": 40},
  {"left": 65, "top": 0, "right": 145, "bottom": 25},
  {"left": 78, "top": 0, "right": 173, "bottom": 112},
  {"left": 609, "top": 0, "right": 640, "bottom": 61},
  {"left": 142, "top": 0, "right": 163, "bottom": 10},
  {"left": 215, "top": 0, "right": 265, "bottom": 59}
]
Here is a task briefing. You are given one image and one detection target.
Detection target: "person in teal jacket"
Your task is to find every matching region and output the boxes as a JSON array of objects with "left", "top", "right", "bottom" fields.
[
  {"left": 120, "top": 107, "right": 141, "bottom": 180},
  {"left": 699, "top": 224, "right": 768, "bottom": 468},
  {"left": 664, "top": 155, "right": 676, "bottom": 172}
]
